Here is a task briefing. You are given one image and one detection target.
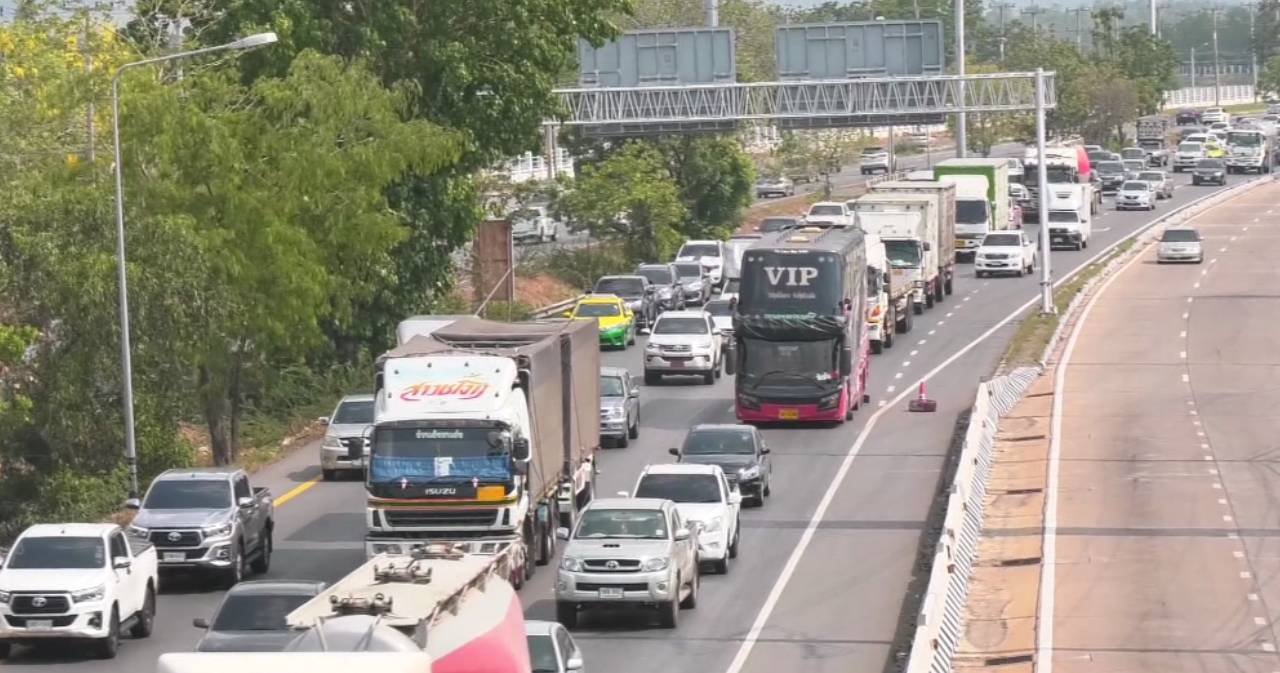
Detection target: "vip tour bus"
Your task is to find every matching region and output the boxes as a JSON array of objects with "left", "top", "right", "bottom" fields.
[{"left": 729, "top": 225, "right": 870, "bottom": 424}]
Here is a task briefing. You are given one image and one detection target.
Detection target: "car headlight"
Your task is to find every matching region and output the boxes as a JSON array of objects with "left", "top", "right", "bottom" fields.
[
  {"left": 627, "top": 300, "right": 642, "bottom": 310},
  {"left": 646, "top": 343, "right": 661, "bottom": 353},
  {"left": 641, "top": 557, "right": 670, "bottom": 572},
  {"left": 739, "top": 464, "right": 761, "bottom": 480},
  {"left": 128, "top": 524, "right": 149, "bottom": 538},
  {"left": 72, "top": 584, "right": 105, "bottom": 603},
  {"left": 696, "top": 340, "right": 713, "bottom": 351},
  {"left": 561, "top": 556, "right": 584, "bottom": 572},
  {"left": 323, "top": 436, "right": 343, "bottom": 449},
  {"left": 690, "top": 281, "right": 703, "bottom": 290},
  {"left": 203, "top": 523, "right": 233, "bottom": 539},
  {"left": 701, "top": 516, "right": 724, "bottom": 533},
  {"left": 0, "top": 590, "right": 10, "bottom": 605},
  {"left": 604, "top": 406, "right": 626, "bottom": 419}
]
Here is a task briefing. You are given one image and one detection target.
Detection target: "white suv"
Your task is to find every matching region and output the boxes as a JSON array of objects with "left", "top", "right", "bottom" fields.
[
  {"left": 975, "top": 231, "right": 1037, "bottom": 278},
  {"left": 1200, "top": 107, "right": 1228, "bottom": 125},
  {"left": 644, "top": 311, "right": 723, "bottom": 385},
  {"left": 859, "top": 146, "right": 892, "bottom": 174},
  {"left": 629, "top": 464, "right": 741, "bottom": 574},
  {"left": 676, "top": 240, "right": 725, "bottom": 288}
]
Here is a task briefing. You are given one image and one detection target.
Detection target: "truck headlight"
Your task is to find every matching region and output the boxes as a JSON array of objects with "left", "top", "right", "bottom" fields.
[
  {"left": 561, "top": 556, "right": 584, "bottom": 572},
  {"left": 323, "top": 436, "right": 343, "bottom": 449},
  {"left": 604, "top": 406, "right": 626, "bottom": 419},
  {"left": 739, "top": 465, "right": 761, "bottom": 480},
  {"left": 203, "top": 523, "right": 233, "bottom": 539},
  {"left": 128, "top": 525, "right": 149, "bottom": 538},
  {"left": 0, "top": 590, "right": 10, "bottom": 604},
  {"left": 641, "top": 557, "right": 670, "bottom": 572},
  {"left": 701, "top": 516, "right": 723, "bottom": 533},
  {"left": 72, "top": 584, "right": 105, "bottom": 603},
  {"left": 646, "top": 343, "right": 661, "bottom": 353}
]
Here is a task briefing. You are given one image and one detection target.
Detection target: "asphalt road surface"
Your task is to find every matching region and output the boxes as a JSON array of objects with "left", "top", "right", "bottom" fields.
[
  {"left": 2, "top": 168, "right": 1258, "bottom": 672},
  {"left": 1045, "top": 179, "right": 1280, "bottom": 672}
]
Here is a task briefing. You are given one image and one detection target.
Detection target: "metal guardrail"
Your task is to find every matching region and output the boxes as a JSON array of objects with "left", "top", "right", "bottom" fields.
[{"left": 1164, "top": 85, "right": 1256, "bottom": 108}]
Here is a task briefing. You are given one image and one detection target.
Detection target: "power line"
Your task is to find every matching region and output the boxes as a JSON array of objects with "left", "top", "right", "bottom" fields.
[
  {"left": 1022, "top": 3, "right": 1046, "bottom": 33},
  {"left": 1069, "top": 7, "right": 1091, "bottom": 51}
]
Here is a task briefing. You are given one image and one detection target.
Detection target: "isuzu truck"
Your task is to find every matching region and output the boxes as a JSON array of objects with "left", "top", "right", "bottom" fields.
[
  {"left": 850, "top": 193, "right": 944, "bottom": 315},
  {"left": 367, "top": 318, "right": 600, "bottom": 589},
  {"left": 933, "top": 158, "right": 1010, "bottom": 261}
]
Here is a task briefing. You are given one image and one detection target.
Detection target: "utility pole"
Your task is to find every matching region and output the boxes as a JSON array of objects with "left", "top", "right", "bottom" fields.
[
  {"left": 1023, "top": 4, "right": 1046, "bottom": 33},
  {"left": 994, "top": 2, "right": 1015, "bottom": 61},
  {"left": 1150, "top": 0, "right": 1157, "bottom": 35},
  {"left": 1248, "top": 2, "right": 1259, "bottom": 98},
  {"left": 1071, "top": 7, "right": 1091, "bottom": 51},
  {"left": 1035, "top": 68, "right": 1053, "bottom": 315},
  {"left": 83, "top": 11, "right": 95, "bottom": 164},
  {"left": 707, "top": 0, "right": 718, "bottom": 26},
  {"left": 956, "top": 0, "right": 967, "bottom": 158},
  {"left": 1213, "top": 6, "right": 1222, "bottom": 105},
  {"left": 1191, "top": 46, "right": 1197, "bottom": 88}
]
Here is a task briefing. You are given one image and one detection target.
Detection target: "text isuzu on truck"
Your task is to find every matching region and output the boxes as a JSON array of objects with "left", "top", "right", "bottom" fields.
[
  {"left": 365, "top": 318, "right": 600, "bottom": 590},
  {"left": 726, "top": 226, "right": 870, "bottom": 424}
]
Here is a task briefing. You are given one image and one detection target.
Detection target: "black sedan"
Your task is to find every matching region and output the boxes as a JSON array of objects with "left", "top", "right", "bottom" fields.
[
  {"left": 194, "top": 580, "right": 327, "bottom": 652},
  {"left": 670, "top": 423, "right": 772, "bottom": 506},
  {"left": 1175, "top": 109, "right": 1201, "bottom": 125},
  {"left": 1191, "top": 158, "right": 1228, "bottom": 185}
]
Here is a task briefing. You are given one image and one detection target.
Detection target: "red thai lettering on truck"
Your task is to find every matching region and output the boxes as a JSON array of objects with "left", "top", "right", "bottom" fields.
[{"left": 399, "top": 378, "right": 490, "bottom": 401}]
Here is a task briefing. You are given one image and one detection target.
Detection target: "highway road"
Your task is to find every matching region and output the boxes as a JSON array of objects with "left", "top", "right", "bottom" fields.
[
  {"left": 2, "top": 168, "right": 1259, "bottom": 672},
  {"left": 1044, "top": 179, "right": 1280, "bottom": 672}
]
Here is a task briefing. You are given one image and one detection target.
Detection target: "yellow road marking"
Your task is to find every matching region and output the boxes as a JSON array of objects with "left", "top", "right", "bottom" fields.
[{"left": 274, "top": 478, "right": 319, "bottom": 507}]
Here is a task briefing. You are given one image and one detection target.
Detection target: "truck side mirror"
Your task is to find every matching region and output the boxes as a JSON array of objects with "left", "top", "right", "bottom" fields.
[
  {"left": 512, "top": 437, "right": 530, "bottom": 462},
  {"left": 113, "top": 557, "right": 131, "bottom": 570},
  {"left": 193, "top": 618, "right": 210, "bottom": 629},
  {"left": 668, "top": 447, "right": 681, "bottom": 457},
  {"left": 124, "top": 497, "right": 142, "bottom": 511},
  {"left": 922, "top": 241, "right": 932, "bottom": 251},
  {"left": 839, "top": 347, "right": 853, "bottom": 377},
  {"left": 237, "top": 497, "right": 254, "bottom": 509}
]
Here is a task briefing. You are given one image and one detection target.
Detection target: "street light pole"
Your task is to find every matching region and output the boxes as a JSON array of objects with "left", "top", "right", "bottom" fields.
[
  {"left": 1212, "top": 8, "right": 1222, "bottom": 106},
  {"left": 1035, "top": 68, "right": 1053, "bottom": 315},
  {"left": 110, "top": 32, "right": 277, "bottom": 497},
  {"left": 955, "top": 0, "right": 967, "bottom": 157}
]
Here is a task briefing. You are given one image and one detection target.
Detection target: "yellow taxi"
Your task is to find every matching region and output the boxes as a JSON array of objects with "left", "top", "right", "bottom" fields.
[
  {"left": 1204, "top": 139, "right": 1227, "bottom": 158},
  {"left": 564, "top": 294, "right": 636, "bottom": 349}
]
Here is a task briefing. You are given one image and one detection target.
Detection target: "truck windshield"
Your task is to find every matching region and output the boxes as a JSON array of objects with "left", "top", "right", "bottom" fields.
[
  {"left": 1178, "top": 143, "right": 1202, "bottom": 153},
  {"left": 636, "top": 267, "right": 673, "bottom": 285},
  {"left": 635, "top": 474, "right": 722, "bottom": 504},
  {"left": 884, "top": 240, "right": 922, "bottom": 268},
  {"left": 809, "top": 205, "right": 844, "bottom": 216},
  {"left": 679, "top": 244, "right": 719, "bottom": 258},
  {"left": 600, "top": 375, "right": 625, "bottom": 397},
  {"left": 6, "top": 537, "right": 104, "bottom": 569},
  {"left": 1048, "top": 211, "right": 1081, "bottom": 223},
  {"left": 739, "top": 251, "right": 843, "bottom": 316},
  {"left": 1046, "top": 166, "right": 1075, "bottom": 182},
  {"left": 333, "top": 399, "right": 374, "bottom": 424},
  {"left": 213, "top": 594, "right": 313, "bottom": 631},
  {"left": 740, "top": 338, "right": 837, "bottom": 385},
  {"left": 371, "top": 427, "right": 509, "bottom": 482},
  {"left": 595, "top": 277, "right": 645, "bottom": 295},
  {"left": 144, "top": 480, "right": 232, "bottom": 510},
  {"left": 955, "top": 199, "right": 990, "bottom": 224},
  {"left": 575, "top": 509, "right": 667, "bottom": 539},
  {"left": 984, "top": 234, "right": 1022, "bottom": 247},
  {"left": 1227, "top": 132, "right": 1263, "bottom": 146}
]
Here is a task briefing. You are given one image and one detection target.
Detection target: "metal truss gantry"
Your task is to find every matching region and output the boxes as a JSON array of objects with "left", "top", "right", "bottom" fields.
[{"left": 553, "top": 72, "right": 1056, "bottom": 134}]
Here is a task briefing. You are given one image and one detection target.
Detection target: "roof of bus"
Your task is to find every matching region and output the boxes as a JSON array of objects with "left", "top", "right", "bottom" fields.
[{"left": 749, "top": 225, "right": 866, "bottom": 254}]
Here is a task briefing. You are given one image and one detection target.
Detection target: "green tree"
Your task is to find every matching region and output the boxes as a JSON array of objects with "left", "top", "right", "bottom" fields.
[
  {"left": 655, "top": 136, "right": 755, "bottom": 241},
  {"left": 559, "top": 142, "right": 687, "bottom": 264},
  {"left": 1259, "top": 55, "right": 1280, "bottom": 99}
]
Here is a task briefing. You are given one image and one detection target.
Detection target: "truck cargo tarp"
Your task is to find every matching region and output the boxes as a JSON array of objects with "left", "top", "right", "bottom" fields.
[{"left": 734, "top": 313, "right": 847, "bottom": 340}]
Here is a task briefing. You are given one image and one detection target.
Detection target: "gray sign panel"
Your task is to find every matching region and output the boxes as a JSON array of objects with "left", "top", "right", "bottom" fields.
[
  {"left": 578, "top": 28, "right": 736, "bottom": 88},
  {"left": 776, "top": 21, "right": 945, "bottom": 81}
]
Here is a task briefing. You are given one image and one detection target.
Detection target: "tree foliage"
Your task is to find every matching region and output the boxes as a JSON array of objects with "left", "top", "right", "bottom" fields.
[{"left": 1260, "top": 56, "right": 1280, "bottom": 99}]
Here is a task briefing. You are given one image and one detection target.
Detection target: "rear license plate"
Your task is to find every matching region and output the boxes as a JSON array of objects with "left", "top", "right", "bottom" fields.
[
  {"left": 598, "top": 587, "right": 624, "bottom": 599},
  {"left": 163, "top": 552, "right": 186, "bottom": 563},
  {"left": 778, "top": 408, "right": 800, "bottom": 420},
  {"left": 1052, "top": 237, "right": 1065, "bottom": 243},
  {"left": 25, "top": 619, "right": 53, "bottom": 630},
  {"left": 669, "top": 359, "right": 684, "bottom": 367}
]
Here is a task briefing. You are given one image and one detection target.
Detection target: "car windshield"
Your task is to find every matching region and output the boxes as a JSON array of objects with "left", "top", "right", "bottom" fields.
[
  {"left": 955, "top": 200, "right": 990, "bottom": 224},
  {"left": 683, "top": 429, "right": 755, "bottom": 455},
  {"left": 212, "top": 594, "right": 314, "bottom": 631},
  {"left": 1121, "top": 181, "right": 1149, "bottom": 191},
  {"left": 635, "top": 473, "right": 722, "bottom": 504},
  {"left": 759, "top": 217, "right": 798, "bottom": 232},
  {"left": 144, "top": 479, "right": 232, "bottom": 510},
  {"left": 527, "top": 634, "right": 559, "bottom": 673},
  {"left": 333, "top": 399, "right": 374, "bottom": 425},
  {"left": 983, "top": 233, "right": 1021, "bottom": 247},
  {"left": 6, "top": 537, "right": 104, "bottom": 569},
  {"left": 1124, "top": 161, "right": 1144, "bottom": 171},
  {"left": 600, "top": 375, "right": 625, "bottom": 397},
  {"left": 510, "top": 208, "right": 543, "bottom": 222},
  {"left": 636, "top": 267, "right": 673, "bottom": 285},
  {"left": 704, "top": 300, "right": 732, "bottom": 316},
  {"left": 809, "top": 205, "right": 844, "bottom": 216},
  {"left": 679, "top": 244, "right": 719, "bottom": 258},
  {"left": 574, "top": 509, "right": 667, "bottom": 539},
  {"left": 884, "top": 239, "right": 923, "bottom": 268},
  {"left": 1162, "top": 229, "right": 1200, "bottom": 242},
  {"left": 862, "top": 147, "right": 886, "bottom": 155},
  {"left": 654, "top": 317, "right": 708, "bottom": 335},
  {"left": 1179, "top": 143, "right": 1203, "bottom": 152},
  {"left": 673, "top": 263, "right": 702, "bottom": 279},
  {"left": 1097, "top": 161, "right": 1124, "bottom": 173},
  {"left": 1121, "top": 149, "right": 1145, "bottom": 159},
  {"left": 1048, "top": 211, "right": 1080, "bottom": 223},
  {"left": 595, "top": 278, "right": 644, "bottom": 295},
  {"left": 1138, "top": 173, "right": 1164, "bottom": 182},
  {"left": 576, "top": 303, "right": 620, "bottom": 317},
  {"left": 1197, "top": 160, "right": 1225, "bottom": 169}
]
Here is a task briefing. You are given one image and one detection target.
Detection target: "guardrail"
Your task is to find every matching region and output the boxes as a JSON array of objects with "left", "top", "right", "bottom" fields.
[{"left": 1164, "top": 85, "right": 1256, "bottom": 108}]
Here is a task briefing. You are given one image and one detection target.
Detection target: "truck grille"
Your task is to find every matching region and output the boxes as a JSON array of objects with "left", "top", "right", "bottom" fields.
[
  {"left": 382, "top": 509, "right": 499, "bottom": 527},
  {"left": 5, "top": 615, "right": 77, "bottom": 627},
  {"left": 341, "top": 437, "right": 364, "bottom": 460},
  {"left": 663, "top": 345, "right": 691, "bottom": 353},
  {"left": 983, "top": 253, "right": 1010, "bottom": 260},
  {"left": 576, "top": 582, "right": 649, "bottom": 592},
  {"left": 583, "top": 558, "right": 642, "bottom": 572},
  {"left": 151, "top": 530, "right": 202, "bottom": 547},
  {"left": 11, "top": 594, "right": 70, "bottom": 615},
  {"left": 1049, "top": 228, "right": 1069, "bottom": 235}
]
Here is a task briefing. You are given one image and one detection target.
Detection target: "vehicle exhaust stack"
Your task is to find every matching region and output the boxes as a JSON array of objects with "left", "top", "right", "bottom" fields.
[{"left": 908, "top": 381, "right": 937, "bottom": 412}]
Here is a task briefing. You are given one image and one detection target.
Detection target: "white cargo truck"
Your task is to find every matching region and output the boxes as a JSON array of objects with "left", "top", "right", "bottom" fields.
[
  {"left": 862, "top": 232, "right": 913, "bottom": 352},
  {"left": 933, "top": 158, "right": 1011, "bottom": 262},
  {"left": 850, "top": 193, "right": 942, "bottom": 315},
  {"left": 870, "top": 180, "right": 958, "bottom": 299},
  {"left": 1044, "top": 184, "right": 1093, "bottom": 250}
]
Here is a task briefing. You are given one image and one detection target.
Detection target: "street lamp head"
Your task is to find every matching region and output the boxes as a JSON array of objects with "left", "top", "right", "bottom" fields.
[{"left": 228, "top": 32, "right": 278, "bottom": 50}]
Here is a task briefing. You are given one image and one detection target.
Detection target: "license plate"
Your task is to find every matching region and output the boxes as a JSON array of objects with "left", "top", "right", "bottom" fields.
[
  {"left": 778, "top": 408, "right": 800, "bottom": 420},
  {"left": 25, "top": 619, "right": 53, "bottom": 630},
  {"left": 669, "top": 359, "right": 684, "bottom": 367},
  {"left": 163, "top": 552, "right": 186, "bottom": 563},
  {"left": 1052, "top": 237, "right": 1065, "bottom": 243},
  {"left": 598, "top": 587, "right": 624, "bottom": 599}
]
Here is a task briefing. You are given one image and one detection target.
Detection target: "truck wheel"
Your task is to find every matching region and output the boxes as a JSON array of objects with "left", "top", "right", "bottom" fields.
[
  {"left": 539, "top": 517, "right": 556, "bottom": 566},
  {"left": 251, "top": 528, "right": 272, "bottom": 574},
  {"left": 0, "top": 642, "right": 10, "bottom": 659},
  {"left": 870, "top": 340, "right": 883, "bottom": 355},
  {"left": 322, "top": 468, "right": 336, "bottom": 481},
  {"left": 95, "top": 606, "right": 120, "bottom": 659},
  {"left": 681, "top": 569, "right": 699, "bottom": 608},
  {"left": 933, "top": 280, "right": 944, "bottom": 304},
  {"left": 884, "top": 320, "right": 895, "bottom": 349},
  {"left": 556, "top": 601, "right": 579, "bottom": 629},
  {"left": 913, "top": 301, "right": 923, "bottom": 315},
  {"left": 924, "top": 289, "right": 935, "bottom": 309},
  {"left": 658, "top": 598, "right": 679, "bottom": 628},
  {"left": 645, "top": 371, "right": 660, "bottom": 386},
  {"left": 897, "top": 305, "right": 913, "bottom": 334},
  {"left": 222, "top": 543, "right": 245, "bottom": 589},
  {"left": 130, "top": 585, "right": 155, "bottom": 639},
  {"left": 944, "top": 275, "right": 954, "bottom": 295}
]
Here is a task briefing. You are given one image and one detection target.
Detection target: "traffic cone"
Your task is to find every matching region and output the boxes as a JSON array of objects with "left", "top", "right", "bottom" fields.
[{"left": 908, "top": 380, "right": 937, "bottom": 412}]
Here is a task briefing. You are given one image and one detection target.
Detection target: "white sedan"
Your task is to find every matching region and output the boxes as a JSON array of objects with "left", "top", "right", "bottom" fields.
[{"left": 1115, "top": 181, "right": 1155, "bottom": 211}]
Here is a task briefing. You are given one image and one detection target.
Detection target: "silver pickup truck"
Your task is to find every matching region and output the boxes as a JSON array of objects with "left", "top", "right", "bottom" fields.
[{"left": 126, "top": 467, "right": 273, "bottom": 588}]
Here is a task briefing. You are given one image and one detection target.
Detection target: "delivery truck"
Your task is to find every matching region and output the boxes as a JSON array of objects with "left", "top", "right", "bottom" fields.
[
  {"left": 932, "top": 158, "right": 1011, "bottom": 261},
  {"left": 849, "top": 193, "right": 943, "bottom": 315},
  {"left": 870, "top": 180, "right": 958, "bottom": 298},
  {"left": 367, "top": 318, "right": 600, "bottom": 589}
]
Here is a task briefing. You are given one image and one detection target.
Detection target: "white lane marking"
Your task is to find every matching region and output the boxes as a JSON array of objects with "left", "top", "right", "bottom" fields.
[
  {"left": 1234, "top": 549, "right": 1245, "bottom": 557},
  {"left": 1204, "top": 456, "right": 1214, "bottom": 461},
  {"left": 1257, "top": 617, "right": 1268, "bottom": 626},
  {"left": 1254, "top": 217, "right": 1261, "bottom": 222},
  {"left": 1180, "top": 330, "right": 1187, "bottom": 338},
  {"left": 938, "top": 321, "right": 946, "bottom": 326},
  {"left": 1250, "top": 593, "right": 1261, "bottom": 601},
  {"left": 1193, "top": 282, "right": 1201, "bottom": 289},
  {"left": 894, "top": 372, "right": 903, "bottom": 379},
  {"left": 1183, "top": 312, "right": 1190, "bottom": 319},
  {"left": 1198, "top": 431, "right": 1207, "bottom": 437},
  {"left": 1202, "top": 443, "right": 1210, "bottom": 448},
  {"left": 1220, "top": 246, "right": 1229, "bottom": 252},
  {"left": 1262, "top": 643, "right": 1275, "bottom": 652},
  {"left": 1214, "top": 483, "right": 1223, "bottom": 489},
  {"left": 929, "top": 329, "right": 937, "bottom": 335},
  {"left": 1211, "top": 258, "right": 1218, "bottom": 264},
  {"left": 731, "top": 186, "right": 1243, "bottom": 673},
  {"left": 887, "top": 385, "right": 897, "bottom": 393},
  {"left": 910, "top": 350, "right": 919, "bottom": 356},
  {"left": 1194, "top": 420, "right": 1202, "bottom": 425},
  {"left": 1225, "top": 515, "right": 1234, "bottom": 522},
  {"left": 946, "top": 312, "right": 954, "bottom": 318},
  {"left": 1188, "top": 297, "right": 1195, "bottom": 303},
  {"left": 1201, "top": 269, "right": 1209, "bottom": 276},
  {"left": 1245, "top": 226, "right": 1250, "bottom": 232},
  {"left": 963, "top": 296, "right": 971, "bottom": 302},
  {"left": 1180, "top": 351, "right": 1187, "bottom": 359},
  {"left": 902, "top": 361, "right": 912, "bottom": 367},
  {"left": 1243, "top": 571, "right": 1255, "bottom": 578},
  {"left": 1209, "top": 468, "right": 1218, "bottom": 475},
  {"left": 877, "top": 400, "right": 886, "bottom": 407},
  {"left": 918, "top": 339, "right": 927, "bottom": 345},
  {"left": 1231, "top": 236, "right": 1238, "bottom": 241},
  {"left": 1182, "top": 374, "right": 1190, "bottom": 382}
]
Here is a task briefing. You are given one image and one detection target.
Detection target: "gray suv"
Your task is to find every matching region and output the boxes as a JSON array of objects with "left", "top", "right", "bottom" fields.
[
  {"left": 319, "top": 393, "right": 374, "bottom": 480},
  {"left": 635, "top": 263, "right": 685, "bottom": 311},
  {"left": 555, "top": 498, "right": 699, "bottom": 629},
  {"left": 127, "top": 468, "right": 274, "bottom": 588},
  {"left": 599, "top": 367, "right": 640, "bottom": 448}
]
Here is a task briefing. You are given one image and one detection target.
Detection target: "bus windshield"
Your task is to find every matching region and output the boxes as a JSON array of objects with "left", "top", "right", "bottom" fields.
[{"left": 739, "top": 250, "right": 844, "bottom": 316}]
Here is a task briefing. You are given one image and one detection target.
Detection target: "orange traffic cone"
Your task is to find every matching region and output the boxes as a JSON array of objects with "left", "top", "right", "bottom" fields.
[{"left": 908, "top": 380, "right": 937, "bottom": 412}]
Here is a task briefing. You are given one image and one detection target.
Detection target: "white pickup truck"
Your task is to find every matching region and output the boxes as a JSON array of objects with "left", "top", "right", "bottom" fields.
[
  {"left": 0, "top": 523, "right": 158, "bottom": 659},
  {"left": 974, "top": 231, "right": 1037, "bottom": 278}
]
